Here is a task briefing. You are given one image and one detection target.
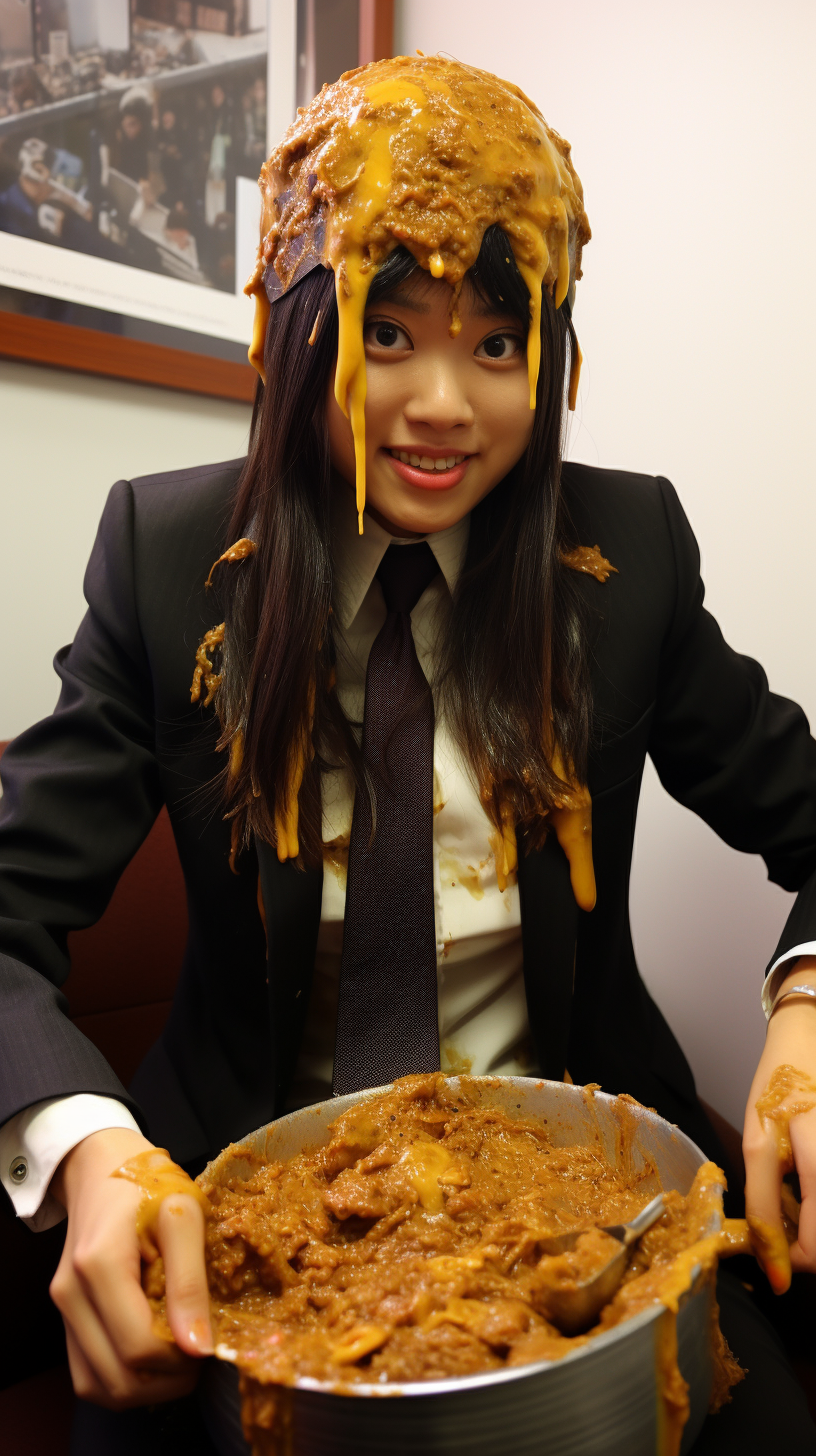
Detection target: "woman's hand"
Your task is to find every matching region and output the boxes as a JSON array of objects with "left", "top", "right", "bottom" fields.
[
  {"left": 49, "top": 1127, "right": 213, "bottom": 1409},
  {"left": 743, "top": 956, "right": 816, "bottom": 1293}
]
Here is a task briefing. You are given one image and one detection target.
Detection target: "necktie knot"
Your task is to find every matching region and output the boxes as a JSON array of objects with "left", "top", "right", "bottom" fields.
[{"left": 376, "top": 541, "right": 439, "bottom": 616}]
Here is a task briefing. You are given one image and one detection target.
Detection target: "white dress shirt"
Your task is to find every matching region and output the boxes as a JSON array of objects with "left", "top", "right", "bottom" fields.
[{"left": 1, "top": 503, "right": 813, "bottom": 1226}]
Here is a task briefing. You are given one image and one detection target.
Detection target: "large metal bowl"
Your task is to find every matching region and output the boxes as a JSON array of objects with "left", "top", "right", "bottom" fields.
[{"left": 199, "top": 1076, "right": 720, "bottom": 1456}]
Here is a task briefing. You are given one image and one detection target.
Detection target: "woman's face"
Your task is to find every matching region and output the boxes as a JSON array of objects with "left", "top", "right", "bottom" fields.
[{"left": 327, "top": 272, "right": 535, "bottom": 537}]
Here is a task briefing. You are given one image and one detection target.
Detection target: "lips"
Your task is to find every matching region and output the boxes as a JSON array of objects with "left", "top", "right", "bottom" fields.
[{"left": 384, "top": 448, "right": 472, "bottom": 491}]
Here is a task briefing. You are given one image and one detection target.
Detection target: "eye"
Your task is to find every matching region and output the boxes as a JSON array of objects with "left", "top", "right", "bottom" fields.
[
  {"left": 476, "top": 332, "right": 523, "bottom": 360},
  {"left": 364, "top": 319, "right": 412, "bottom": 351}
]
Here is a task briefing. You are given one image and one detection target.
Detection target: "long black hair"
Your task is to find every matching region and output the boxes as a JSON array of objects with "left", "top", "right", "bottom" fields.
[{"left": 213, "top": 225, "right": 591, "bottom": 865}]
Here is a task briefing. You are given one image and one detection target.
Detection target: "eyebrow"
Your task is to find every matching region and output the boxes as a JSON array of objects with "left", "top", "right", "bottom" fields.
[
  {"left": 370, "top": 286, "right": 431, "bottom": 314},
  {"left": 370, "top": 283, "right": 521, "bottom": 323},
  {"left": 469, "top": 292, "right": 518, "bottom": 320}
]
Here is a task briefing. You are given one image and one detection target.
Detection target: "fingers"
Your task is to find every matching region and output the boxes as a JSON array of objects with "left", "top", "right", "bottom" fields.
[
  {"left": 743, "top": 1104, "right": 791, "bottom": 1294},
  {"left": 157, "top": 1192, "right": 213, "bottom": 1357},
  {"left": 47, "top": 1129, "right": 213, "bottom": 1410},
  {"left": 787, "top": 1104, "right": 816, "bottom": 1273},
  {"left": 63, "top": 1230, "right": 184, "bottom": 1378},
  {"left": 745, "top": 998, "right": 816, "bottom": 1283},
  {"left": 49, "top": 1174, "right": 203, "bottom": 1411},
  {"left": 60, "top": 1291, "right": 197, "bottom": 1411}
]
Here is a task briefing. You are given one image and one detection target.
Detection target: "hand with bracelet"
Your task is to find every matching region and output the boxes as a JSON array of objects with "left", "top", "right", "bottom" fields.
[
  {"left": 48, "top": 1128, "right": 212, "bottom": 1409},
  {"left": 744, "top": 954, "right": 816, "bottom": 1293}
]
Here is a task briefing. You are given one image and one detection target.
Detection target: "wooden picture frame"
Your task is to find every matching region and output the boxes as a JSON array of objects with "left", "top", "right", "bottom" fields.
[{"left": 0, "top": 0, "right": 393, "bottom": 402}]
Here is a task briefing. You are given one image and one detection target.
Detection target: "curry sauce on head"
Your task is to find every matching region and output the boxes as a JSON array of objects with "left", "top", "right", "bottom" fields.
[
  {"left": 245, "top": 54, "right": 591, "bottom": 531},
  {"left": 145, "top": 1076, "right": 741, "bottom": 1454}
]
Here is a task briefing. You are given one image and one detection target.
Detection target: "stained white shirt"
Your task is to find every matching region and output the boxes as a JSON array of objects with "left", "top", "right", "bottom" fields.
[{"left": 2, "top": 502, "right": 813, "bottom": 1226}]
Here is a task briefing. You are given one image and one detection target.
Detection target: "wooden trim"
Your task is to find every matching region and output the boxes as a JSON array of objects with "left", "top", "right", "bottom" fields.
[
  {"left": 0, "top": 311, "right": 256, "bottom": 402},
  {"left": 358, "top": 0, "right": 394, "bottom": 65},
  {"left": 0, "top": 4, "right": 393, "bottom": 398}
]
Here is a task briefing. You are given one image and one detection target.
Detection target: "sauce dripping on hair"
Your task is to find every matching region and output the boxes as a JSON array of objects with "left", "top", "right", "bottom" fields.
[
  {"left": 191, "top": 542, "right": 615, "bottom": 886},
  {"left": 235, "top": 57, "right": 595, "bottom": 867},
  {"left": 246, "top": 54, "right": 590, "bottom": 532},
  {"left": 205, "top": 537, "right": 257, "bottom": 588}
]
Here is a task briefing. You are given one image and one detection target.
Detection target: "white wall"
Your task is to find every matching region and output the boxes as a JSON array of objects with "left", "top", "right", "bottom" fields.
[
  {"left": 396, "top": 0, "right": 816, "bottom": 1128},
  {"left": 0, "top": 359, "right": 251, "bottom": 739}
]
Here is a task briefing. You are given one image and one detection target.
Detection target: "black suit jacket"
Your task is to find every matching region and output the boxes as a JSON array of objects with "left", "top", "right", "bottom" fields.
[{"left": 2, "top": 459, "right": 815, "bottom": 1176}]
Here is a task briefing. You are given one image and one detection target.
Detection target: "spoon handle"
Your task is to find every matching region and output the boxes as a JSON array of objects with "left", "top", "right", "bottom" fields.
[{"left": 604, "top": 1193, "right": 665, "bottom": 1247}]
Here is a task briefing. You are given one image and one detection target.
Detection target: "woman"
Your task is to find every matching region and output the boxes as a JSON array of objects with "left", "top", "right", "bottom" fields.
[{"left": 1, "top": 54, "right": 815, "bottom": 1452}]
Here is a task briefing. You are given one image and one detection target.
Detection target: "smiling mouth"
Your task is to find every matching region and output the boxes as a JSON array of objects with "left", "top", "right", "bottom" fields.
[{"left": 387, "top": 449, "right": 469, "bottom": 472}]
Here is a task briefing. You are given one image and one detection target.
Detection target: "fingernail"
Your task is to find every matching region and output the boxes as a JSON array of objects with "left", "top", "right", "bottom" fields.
[
  {"left": 188, "top": 1318, "right": 214, "bottom": 1355},
  {"left": 767, "top": 1262, "right": 792, "bottom": 1296}
]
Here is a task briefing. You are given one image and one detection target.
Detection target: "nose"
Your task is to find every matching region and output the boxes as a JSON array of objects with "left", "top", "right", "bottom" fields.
[{"left": 403, "top": 357, "right": 475, "bottom": 433}]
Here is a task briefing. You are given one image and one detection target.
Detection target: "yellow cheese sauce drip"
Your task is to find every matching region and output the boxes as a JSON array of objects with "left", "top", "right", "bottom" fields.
[
  {"left": 333, "top": 259, "right": 369, "bottom": 536},
  {"left": 488, "top": 801, "right": 518, "bottom": 893},
  {"left": 515, "top": 257, "right": 547, "bottom": 411},
  {"left": 550, "top": 747, "right": 596, "bottom": 912},
  {"left": 482, "top": 746, "right": 595, "bottom": 913},
  {"left": 248, "top": 286, "right": 270, "bottom": 382},
  {"left": 330, "top": 80, "right": 430, "bottom": 533},
  {"left": 274, "top": 677, "right": 316, "bottom": 861},
  {"left": 551, "top": 789, "right": 596, "bottom": 912}
]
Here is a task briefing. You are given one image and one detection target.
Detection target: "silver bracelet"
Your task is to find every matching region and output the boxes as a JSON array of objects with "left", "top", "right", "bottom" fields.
[{"left": 769, "top": 984, "right": 816, "bottom": 1019}]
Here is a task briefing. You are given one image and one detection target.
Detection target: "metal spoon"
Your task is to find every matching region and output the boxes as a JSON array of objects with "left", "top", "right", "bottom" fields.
[{"left": 536, "top": 1193, "right": 666, "bottom": 1336}]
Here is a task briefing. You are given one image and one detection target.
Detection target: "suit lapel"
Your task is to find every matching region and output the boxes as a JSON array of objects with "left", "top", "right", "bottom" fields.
[
  {"left": 516, "top": 829, "right": 578, "bottom": 1081},
  {"left": 255, "top": 838, "right": 323, "bottom": 1111}
]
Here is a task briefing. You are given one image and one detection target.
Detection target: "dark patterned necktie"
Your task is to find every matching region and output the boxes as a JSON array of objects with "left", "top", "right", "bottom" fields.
[{"left": 333, "top": 542, "right": 441, "bottom": 1095}]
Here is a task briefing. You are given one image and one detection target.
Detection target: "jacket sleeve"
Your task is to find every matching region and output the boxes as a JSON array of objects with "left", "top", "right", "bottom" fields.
[
  {"left": 649, "top": 477, "right": 816, "bottom": 973},
  {"left": 0, "top": 480, "right": 163, "bottom": 1130}
]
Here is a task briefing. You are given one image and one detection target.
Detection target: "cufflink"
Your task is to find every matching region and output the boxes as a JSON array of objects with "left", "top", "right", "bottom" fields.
[{"left": 9, "top": 1157, "right": 27, "bottom": 1184}]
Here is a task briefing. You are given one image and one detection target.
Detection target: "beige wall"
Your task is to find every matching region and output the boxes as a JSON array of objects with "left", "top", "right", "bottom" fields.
[
  {"left": 0, "top": 359, "right": 251, "bottom": 740},
  {"left": 396, "top": 0, "right": 816, "bottom": 1127}
]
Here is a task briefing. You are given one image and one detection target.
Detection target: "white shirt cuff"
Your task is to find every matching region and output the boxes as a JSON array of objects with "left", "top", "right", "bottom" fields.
[
  {"left": 761, "top": 942, "right": 816, "bottom": 1020},
  {"left": 0, "top": 1094, "right": 141, "bottom": 1231}
]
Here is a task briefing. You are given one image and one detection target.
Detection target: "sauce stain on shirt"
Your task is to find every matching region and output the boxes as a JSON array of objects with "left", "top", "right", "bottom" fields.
[
  {"left": 440, "top": 1040, "right": 474, "bottom": 1075},
  {"left": 323, "top": 834, "right": 350, "bottom": 889},
  {"left": 439, "top": 848, "right": 486, "bottom": 900}
]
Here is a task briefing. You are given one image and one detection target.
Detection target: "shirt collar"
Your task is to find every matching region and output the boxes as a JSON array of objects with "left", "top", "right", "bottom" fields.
[{"left": 331, "top": 489, "right": 470, "bottom": 631}]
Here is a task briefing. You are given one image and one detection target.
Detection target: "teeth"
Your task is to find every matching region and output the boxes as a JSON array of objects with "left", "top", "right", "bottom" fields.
[{"left": 391, "top": 450, "right": 466, "bottom": 470}]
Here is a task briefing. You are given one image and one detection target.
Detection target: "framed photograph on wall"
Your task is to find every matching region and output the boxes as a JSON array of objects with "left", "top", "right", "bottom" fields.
[{"left": 0, "top": 0, "right": 392, "bottom": 400}]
